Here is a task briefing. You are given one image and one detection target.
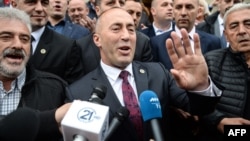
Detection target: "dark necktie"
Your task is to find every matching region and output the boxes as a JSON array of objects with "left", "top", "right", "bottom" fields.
[
  {"left": 30, "top": 35, "right": 35, "bottom": 55},
  {"left": 119, "top": 71, "right": 143, "bottom": 140}
]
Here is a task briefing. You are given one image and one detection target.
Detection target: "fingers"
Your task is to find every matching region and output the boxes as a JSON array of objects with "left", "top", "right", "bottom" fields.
[
  {"left": 80, "top": 17, "right": 96, "bottom": 32},
  {"left": 241, "top": 119, "right": 250, "bottom": 125},
  {"left": 140, "top": 23, "right": 148, "bottom": 30},
  {"left": 193, "top": 33, "right": 202, "bottom": 56},
  {"left": 170, "top": 31, "right": 186, "bottom": 57},
  {"left": 166, "top": 37, "right": 178, "bottom": 65},
  {"left": 181, "top": 29, "right": 193, "bottom": 55},
  {"left": 167, "top": 29, "right": 202, "bottom": 58}
]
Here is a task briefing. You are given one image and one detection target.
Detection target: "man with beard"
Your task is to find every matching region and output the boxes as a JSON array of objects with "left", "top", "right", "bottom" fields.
[{"left": 0, "top": 7, "right": 71, "bottom": 141}]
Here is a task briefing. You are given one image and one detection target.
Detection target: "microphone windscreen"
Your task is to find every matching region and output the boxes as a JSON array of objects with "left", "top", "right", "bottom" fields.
[
  {"left": 93, "top": 84, "right": 107, "bottom": 100},
  {"left": 0, "top": 108, "right": 40, "bottom": 141},
  {"left": 139, "top": 90, "right": 162, "bottom": 121},
  {"left": 115, "top": 107, "right": 130, "bottom": 121}
]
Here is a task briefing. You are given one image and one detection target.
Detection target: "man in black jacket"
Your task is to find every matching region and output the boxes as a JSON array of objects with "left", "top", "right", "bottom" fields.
[
  {"left": 201, "top": 3, "right": 250, "bottom": 141},
  {"left": 0, "top": 7, "right": 71, "bottom": 141}
]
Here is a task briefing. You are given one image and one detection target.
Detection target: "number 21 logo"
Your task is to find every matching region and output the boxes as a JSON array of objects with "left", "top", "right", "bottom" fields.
[{"left": 77, "top": 108, "right": 96, "bottom": 122}]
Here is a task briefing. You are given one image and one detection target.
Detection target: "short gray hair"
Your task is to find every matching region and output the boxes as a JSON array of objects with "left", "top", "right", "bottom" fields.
[
  {"left": 0, "top": 7, "right": 31, "bottom": 33},
  {"left": 223, "top": 2, "right": 250, "bottom": 29}
]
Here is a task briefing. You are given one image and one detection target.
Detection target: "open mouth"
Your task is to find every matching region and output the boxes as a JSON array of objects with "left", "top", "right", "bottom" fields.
[
  {"left": 54, "top": 5, "right": 62, "bottom": 11},
  {"left": 118, "top": 46, "right": 131, "bottom": 54},
  {"left": 4, "top": 50, "right": 25, "bottom": 63},
  {"left": 239, "top": 39, "right": 249, "bottom": 43}
]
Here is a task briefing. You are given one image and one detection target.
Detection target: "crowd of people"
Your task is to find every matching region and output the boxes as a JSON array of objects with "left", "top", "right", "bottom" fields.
[{"left": 0, "top": 0, "right": 250, "bottom": 141}]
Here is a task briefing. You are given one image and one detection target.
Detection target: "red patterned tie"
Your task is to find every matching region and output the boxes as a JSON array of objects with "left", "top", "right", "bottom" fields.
[{"left": 119, "top": 71, "right": 143, "bottom": 141}]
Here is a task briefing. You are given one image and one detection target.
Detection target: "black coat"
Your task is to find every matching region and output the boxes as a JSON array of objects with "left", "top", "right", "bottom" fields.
[{"left": 20, "top": 65, "right": 67, "bottom": 141}]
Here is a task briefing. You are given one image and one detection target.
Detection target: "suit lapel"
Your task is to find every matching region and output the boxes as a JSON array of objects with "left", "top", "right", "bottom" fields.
[
  {"left": 132, "top": 62, "right": 149, "bottom": 98},
  {"left": 91, "top": 66, "right": 122, "bottom": 115},
  {"left": 32, "top": 27, "right": 53, "bottom": 64},
  {"left": 196, "top": 30, "right": 206, "bottom": 53},
  {"left": 92, "top": 64, "right": 149, "bottom": 140}
]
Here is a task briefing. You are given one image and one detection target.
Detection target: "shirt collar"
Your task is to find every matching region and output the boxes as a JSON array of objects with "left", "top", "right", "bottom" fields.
[
  {"left": 31, "top": 26, "right": 45, "bottom": 43},
  {"left": 153, "top": 22, "right": 173, "bottom": 35},
  {"left": 174, "top": 25, "right": 196, "bottom": 40},
  {"left": 0, "top": 68, "right": 26, "bottom": 91},
  {"left": 100, "top": 60, "right": 133, "bottom": 81},
  {"left": 218, "top": 15, "right": 224, "bottom": 26},
  {"left": 16, "top": 68, "right": 26, "bottom": 91},
  {"left": 47, "top": 18, "right": 66, "bottom": 27}
]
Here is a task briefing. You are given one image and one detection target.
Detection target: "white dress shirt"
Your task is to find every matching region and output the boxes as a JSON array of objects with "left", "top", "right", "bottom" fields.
[
  {"left": 31, "top": 26, "right": 45, "bottom": 54},
  {"left": 101, "top": 61, "right": 139, "bottom": 106},
  {"left": 153, "top": 22, "right": 173, "bottom": 36},
  {"left": 175, "top": 26, "right": 196, "bottom": 53}
]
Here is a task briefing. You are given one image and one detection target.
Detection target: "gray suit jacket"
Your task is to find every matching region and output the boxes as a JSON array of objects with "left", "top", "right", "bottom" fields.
[{"left": 66, "top": 61, "right": 221, "bottom": 141}]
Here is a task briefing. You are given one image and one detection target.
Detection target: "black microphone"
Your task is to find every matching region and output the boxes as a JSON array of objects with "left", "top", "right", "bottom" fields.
[
  {"left": 139, "top": 90, "right": 164, "bottom": 141},
  {"left": 0, "top": 108, "right": 40, "bottom": 141},
  {"left": 104, "top": 107, "right": 130, "bottom": 141},
  {"left": 88, "top": 84, "right": 107, "bottom": 104}
]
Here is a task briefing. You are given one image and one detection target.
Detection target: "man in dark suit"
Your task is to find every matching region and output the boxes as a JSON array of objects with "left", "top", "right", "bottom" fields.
[
  {"left": 11, "top": 0, "right": 84, "bottom": 84},
  {"left": 150, "top": 0, "right": 222, "bottom": 70},
  {"left": 47, "top": 0, "right": 90, "bottom": 39},
  {"left": 140, "top": 0, "right": 174, "bottom": 38},
  {"left": 67, "top": 7, "right": 222, "bottom": 141},
  {"left": 77, "top": 0, "right": 153, "bottom": 75}
]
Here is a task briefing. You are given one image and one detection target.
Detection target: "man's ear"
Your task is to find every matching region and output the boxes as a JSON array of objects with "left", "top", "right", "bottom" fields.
[
  {"left": 11, "top": 0, "right": 17, "bottom": 7},
  {"left": 93, "top": 33, "right": 101, "bottom": 49},
  {"left": 95, "top": 6, "right": 101, "bottom": 16}
]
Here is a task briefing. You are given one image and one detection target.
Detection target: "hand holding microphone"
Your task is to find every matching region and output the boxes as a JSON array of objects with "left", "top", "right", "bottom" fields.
[{"left": 139, "top": 90, "right": 164, "bottom": 141}]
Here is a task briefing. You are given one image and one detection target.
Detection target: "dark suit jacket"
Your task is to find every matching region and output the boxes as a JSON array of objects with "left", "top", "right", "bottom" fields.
[
  {"left": 66, "top": 61, "right": 221, "bottom": 141},
  {"left": 29, "top": 27, "right": 84, "bottom": 84},
  {"left": 61, "top": 20, "right": 89, "bottom": 39},
  {"left": 140, "top": 25, "right": 156, "bottom": 38},
  {"left": 150, "top": 28, "right": 222, "bottom": 70},
  {"left": 140, "top": 22, "right": 175, "bottom": 38},
  {"left": 76, "top": 31, "right": 153, "bottom": 75}
]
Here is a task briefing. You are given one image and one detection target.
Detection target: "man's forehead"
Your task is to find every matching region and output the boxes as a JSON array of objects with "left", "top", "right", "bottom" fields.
[
  {"left": 227, "top": 9, "right": 250, "bottom": 21},
  {"left": 99, "top": 8, "right": 133, "bottom": 24}
]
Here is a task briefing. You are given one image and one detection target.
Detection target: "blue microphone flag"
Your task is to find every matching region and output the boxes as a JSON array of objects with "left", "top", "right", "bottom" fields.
[{"left": 139, "top": 90, "right": 162, "bottom": 121}]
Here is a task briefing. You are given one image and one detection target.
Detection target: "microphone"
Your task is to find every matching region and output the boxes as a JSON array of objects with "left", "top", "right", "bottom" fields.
[
  {"left": 62, "top": 85, "right": 109, "bottom": 141},
  {"left": 0, "top": 108, "right": 40, "bottom": 141},
  {"left": 139, "top": 90, "right": 164, "bottom": 141},
  {"left": 104, "top": 107, "right": 130, "bottom": 141},
  {"left": 88, "top": 84, "right": 107, "bottom": 105}
]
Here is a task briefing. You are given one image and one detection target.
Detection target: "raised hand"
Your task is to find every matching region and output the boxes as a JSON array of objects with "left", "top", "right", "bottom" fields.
[
  {"left": 166, "top": 28, "right": 209, "bottom": 91},
  {"left": 79, "top": 16, "right": 96, "bottom": 33}
]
